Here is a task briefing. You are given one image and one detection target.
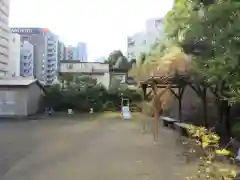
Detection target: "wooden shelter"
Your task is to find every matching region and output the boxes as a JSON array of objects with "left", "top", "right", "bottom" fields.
[{"left": 140, "top": 73, "right": 209, "bottom": 141}]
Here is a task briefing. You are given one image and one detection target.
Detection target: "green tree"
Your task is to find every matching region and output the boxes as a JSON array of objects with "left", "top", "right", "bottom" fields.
[
  {"left": 107, "top": 50, "right": 131, "bottom": 70},
  {"left": 165, "top": 0, "right": 240, "bottom": 102}
]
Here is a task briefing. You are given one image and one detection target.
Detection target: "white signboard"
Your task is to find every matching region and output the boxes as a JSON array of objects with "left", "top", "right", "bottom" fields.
[{"left": 122, "top": 106, "right": 131, "bottom": 120}]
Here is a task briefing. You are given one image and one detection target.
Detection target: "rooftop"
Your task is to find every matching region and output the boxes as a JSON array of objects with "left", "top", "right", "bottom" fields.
[{"left": 0, "top": 77, "right": 39, "bottom": 86}]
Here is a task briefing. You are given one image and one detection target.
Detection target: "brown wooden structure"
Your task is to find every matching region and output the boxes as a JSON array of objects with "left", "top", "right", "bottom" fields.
[{"left": 140, "top": 73, "right": 210, "bottom": 141}]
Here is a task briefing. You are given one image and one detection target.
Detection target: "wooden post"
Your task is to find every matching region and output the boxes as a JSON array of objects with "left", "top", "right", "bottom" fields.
[
  {"left": 151, "top": 83, "right": 159, "bottom": 142},
  {"left": 154, "top": 106, "right": 159, "bottom": 141}
]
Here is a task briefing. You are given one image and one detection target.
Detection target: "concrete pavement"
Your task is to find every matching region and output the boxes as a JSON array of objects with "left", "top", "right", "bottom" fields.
[{"left": 0, "top": 115, "right": 193, "bottom": 180}]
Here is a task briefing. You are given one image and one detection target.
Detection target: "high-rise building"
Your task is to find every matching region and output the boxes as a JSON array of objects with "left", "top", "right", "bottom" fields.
[
  {"left": 46, "top": 32, "right": 58, "bottom": 85},
  {"left": 0, "top": 0, "right": 10, "bottom": 77},
  {"left": 127, "top": 17, "right": 164, "bottom": 61},
  {"left": 8, "top": 33, "right": 21, "bottom": 77},
  {"left": 145, "top": 17, "right": 164, "bottom": 47},
  {"left": 20, "top": 41, "right": 34, "bottom": 77},
  {"left": 10, "top": 28, "right": 59, "bottom": 84},
  {"left": 127, "top": 32, "right": 146, "bottom": 60},
  {"left": 57, "top": 41, "right": 65, "bottom": 71},
  {"left": 58, "top": 41, "right": 65, "bottom": 61},
  {"left": 64, "top": 45, "right": 77, "bottom": 60},
  {"left": 76, "top": 42, "right": 87, "bottom": 61}
]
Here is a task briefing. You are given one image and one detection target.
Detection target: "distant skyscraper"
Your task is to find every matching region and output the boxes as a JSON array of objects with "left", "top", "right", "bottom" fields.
[
  {"left": 64, "top": 45, "right": 77, "bottom": 60},
  {"left": 76, "top": 42, "right": 87, "bottom": 61}
]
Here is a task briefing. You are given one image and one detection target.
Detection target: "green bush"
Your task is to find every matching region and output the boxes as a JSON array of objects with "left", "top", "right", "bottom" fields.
[{"left": 43, "top": 84, "right": 142, "bottom": 112}]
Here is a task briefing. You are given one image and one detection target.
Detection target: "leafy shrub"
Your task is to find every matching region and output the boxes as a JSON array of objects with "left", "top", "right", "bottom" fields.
[
  {"left": 184, "top": 125, "right": 238, "bottom": 180},
  {"left": 43, "top": 84, "right": 142, "bottom": 112}
]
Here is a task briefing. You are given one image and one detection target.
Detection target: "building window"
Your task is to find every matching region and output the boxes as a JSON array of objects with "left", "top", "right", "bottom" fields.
[
  {"left": 127, "top": 38, "right": 135, "bottom": 46},
  {"left": 22, "top": 36, "right": 29, "bottom": 41}
]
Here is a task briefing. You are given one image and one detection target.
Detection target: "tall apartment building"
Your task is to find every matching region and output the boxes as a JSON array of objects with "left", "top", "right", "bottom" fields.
[
  {"left": 46, "top": 32, "right": 58, "bottom": 84},
  {"left": 127, "top": 17, "right": 164, "bottom": 60},
  {"left": 76, "top": 42, "right": 87, "bottom": 61},
  {"left": 0, "top": 0, "right": 10, "bottom": 77},
  {"left": 10, "top": 28, "right": 59, "bottom": 85},
  {"left": 20, "top": 41, "right": 34, "bottom": 77},
  {"left": 8, "top": 33, "right": 21, "bottom": 77}
]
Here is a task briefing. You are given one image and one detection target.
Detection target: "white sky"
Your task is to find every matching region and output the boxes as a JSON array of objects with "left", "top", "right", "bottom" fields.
[{"left": 9, "top": 0, "right": 173, "bottom": 61}]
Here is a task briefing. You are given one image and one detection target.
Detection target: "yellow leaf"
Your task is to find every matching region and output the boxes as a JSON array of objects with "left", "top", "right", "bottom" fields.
[
  {"left": 230, "top": 170, "right": 237, "bottom": 177},
  {"left": 215, "top": 149, "right": 231, "bottom": 156},
  {"left": 202, "top": 142, "right": 209, "bottom": 148}
]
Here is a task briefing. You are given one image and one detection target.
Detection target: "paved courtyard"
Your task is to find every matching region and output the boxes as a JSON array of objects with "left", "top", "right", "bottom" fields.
[{"left": 0, "top": 113, "right": 194, "bottom": 180}]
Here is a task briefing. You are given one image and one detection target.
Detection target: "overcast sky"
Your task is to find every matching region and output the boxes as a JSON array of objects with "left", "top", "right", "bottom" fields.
[{"left": 9, "top": 0, "right": 173, "bottom": 61}]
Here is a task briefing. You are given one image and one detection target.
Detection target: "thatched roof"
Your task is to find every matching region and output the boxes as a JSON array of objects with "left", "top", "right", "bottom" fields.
[{"left": 128, "top": 47, "right": 192, "bottom": 84}]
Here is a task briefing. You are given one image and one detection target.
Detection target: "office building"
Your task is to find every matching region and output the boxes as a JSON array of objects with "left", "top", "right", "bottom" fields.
[
  {"left": 11, "top": 28, "right": 59, "bottom": 84},
  {"left": 0, "top": 0, "right": 10, "bottom": 77},
  {"left": 127, "top": 17, "right": 164, "bottom": 61},
  {"left": 8, "top": 33, "right": 21, "bottom": 77},
  {"left": 20, "top": 41, "right": 34, "bottom": 77},
  {"left": 76, "top": 42, "right": 87, "bottom": 61}
]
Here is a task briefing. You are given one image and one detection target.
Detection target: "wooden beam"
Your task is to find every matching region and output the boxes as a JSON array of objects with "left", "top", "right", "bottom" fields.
[{"left": 147, "top": 85, "right": 179, "bottom": 88}]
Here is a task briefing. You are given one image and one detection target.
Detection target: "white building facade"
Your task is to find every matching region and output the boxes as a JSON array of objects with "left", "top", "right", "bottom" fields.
[
  {"left": 8, "top": 33, "right": 21, "bottom": 77},
  {"left": 60, "top": 61, "right": 110, "bottom": 88},
  {"left": 127, "top": 17, "right": 164, "bottom": 60},
  {"left": 0, "top": 0, "right": 10, "bottom": 77},
  {"left": 20, "top": 41, "right": 34, "bottom": 77}
]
